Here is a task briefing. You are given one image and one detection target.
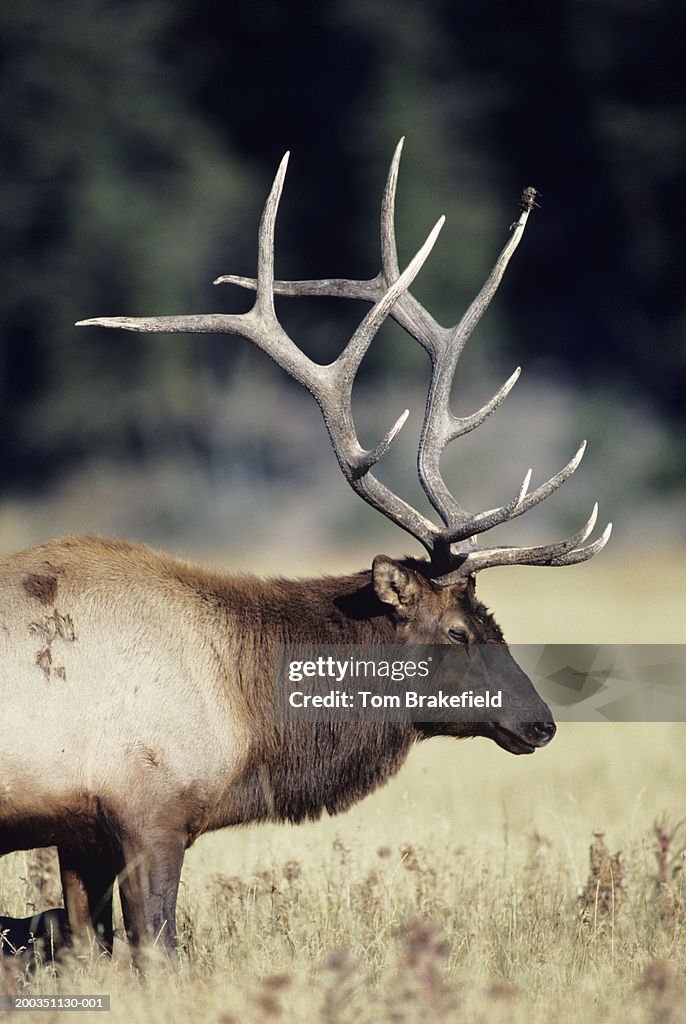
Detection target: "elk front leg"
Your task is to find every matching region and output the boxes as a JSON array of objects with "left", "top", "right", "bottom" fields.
[
  {"left": 58, "top": 844, "right": 118, "bottom": 954},
  {"left": 117, "top": 830, "right": 186, "bottom": 959}
]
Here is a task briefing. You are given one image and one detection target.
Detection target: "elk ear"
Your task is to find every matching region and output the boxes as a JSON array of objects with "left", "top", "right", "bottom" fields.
[{"left": 372, "top": 556, "right": 423, "bottom": 615}]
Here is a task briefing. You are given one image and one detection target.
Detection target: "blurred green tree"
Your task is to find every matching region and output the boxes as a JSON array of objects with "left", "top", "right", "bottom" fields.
[
  {"left": 0, "top": 0, "right": 683, "bottom": 493},
  {"left": 0, "top": 1, "right": 254, "bottom": 483}
]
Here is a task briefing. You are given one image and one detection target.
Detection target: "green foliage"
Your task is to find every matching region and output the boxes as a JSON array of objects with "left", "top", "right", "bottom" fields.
[
  {"left": 1, "top": 0, "right": 684, "bottom": 492},
  {"left": 0, "top": 1, "right": 255, "bottom": 478}
]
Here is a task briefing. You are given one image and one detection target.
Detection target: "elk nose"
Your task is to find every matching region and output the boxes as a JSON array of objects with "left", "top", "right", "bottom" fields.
[{"left": 532, "top": 721, "right": 556, "bottom": 746}]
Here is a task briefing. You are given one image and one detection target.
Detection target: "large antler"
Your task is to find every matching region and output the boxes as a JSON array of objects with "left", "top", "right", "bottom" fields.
[{"left": 77, "top": 142, "right": 611, "bottom": 579}]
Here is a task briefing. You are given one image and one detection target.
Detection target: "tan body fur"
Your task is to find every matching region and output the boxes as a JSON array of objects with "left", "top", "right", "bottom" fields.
[{"left": 1, "top": 536, "right": 248, "bottom": 843}]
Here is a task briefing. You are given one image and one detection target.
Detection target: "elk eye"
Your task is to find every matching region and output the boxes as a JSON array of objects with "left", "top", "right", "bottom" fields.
[{"left": 448, "top": 627, "right": 468, "bottom": 644}]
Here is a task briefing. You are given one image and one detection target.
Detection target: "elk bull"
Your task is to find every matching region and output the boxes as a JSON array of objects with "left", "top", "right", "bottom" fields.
[{"left": 0, "top": 142, "right": 610, "bottom": 957}]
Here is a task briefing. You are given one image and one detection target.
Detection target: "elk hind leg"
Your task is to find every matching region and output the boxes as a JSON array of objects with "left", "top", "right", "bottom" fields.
[{"left": 58, "top": 843, "right": 118, "bottom": 954}]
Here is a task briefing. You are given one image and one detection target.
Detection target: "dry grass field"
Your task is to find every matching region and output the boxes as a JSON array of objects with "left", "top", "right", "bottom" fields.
[{"left": 1, "top": 547, "right": 685, "bottom": 1023}]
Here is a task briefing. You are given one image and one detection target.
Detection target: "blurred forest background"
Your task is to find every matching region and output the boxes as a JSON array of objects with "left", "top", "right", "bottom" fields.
[{"left": 0, "top": 0, "right": 684, "bottom": 565}]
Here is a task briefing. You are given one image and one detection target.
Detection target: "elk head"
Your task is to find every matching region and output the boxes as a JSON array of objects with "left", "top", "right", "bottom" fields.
[{"left": 77, "top": 141, "right": 612, "bottom": 754}]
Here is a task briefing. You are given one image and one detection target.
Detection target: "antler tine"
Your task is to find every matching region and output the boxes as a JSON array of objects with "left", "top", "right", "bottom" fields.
[
  {"left": 443, "top": 468, "right": 533, "bottom": 544},
  {"left": 446, "top": 367, "right": 522, "bottom": 441},
  {"left": 449, "top": 204, "right": 533, "bottom": 361},
  {"left": 379, "top": 138, "right": 403, "bottom": 281},
  {"left": 442, "top": 440, "right": 587, "bottom": 543},
  {"left": 415, "top": 203, "right": 535, "bottom": 531},
  {"left": 439, "top": 515, "right": 613, "bottom": 581},
  {"left": 77, "top": 152, "right": 317, "bottom": 394},
  {"left": 254, "top": 152, "right": 290, "bottom": 319}
]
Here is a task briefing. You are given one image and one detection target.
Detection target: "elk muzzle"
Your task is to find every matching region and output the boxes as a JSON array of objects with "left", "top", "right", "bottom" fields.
[
  {"left": 489, "top": 718, "right": 556, "bottom": 755},
  {"left": 440, "top": 644, "right": 557, "bottom": 755}
]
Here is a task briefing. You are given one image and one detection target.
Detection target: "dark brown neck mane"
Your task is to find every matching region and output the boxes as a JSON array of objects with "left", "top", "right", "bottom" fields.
[{"left": 203, "top": 567, "right": 417, "bottom": 829}]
